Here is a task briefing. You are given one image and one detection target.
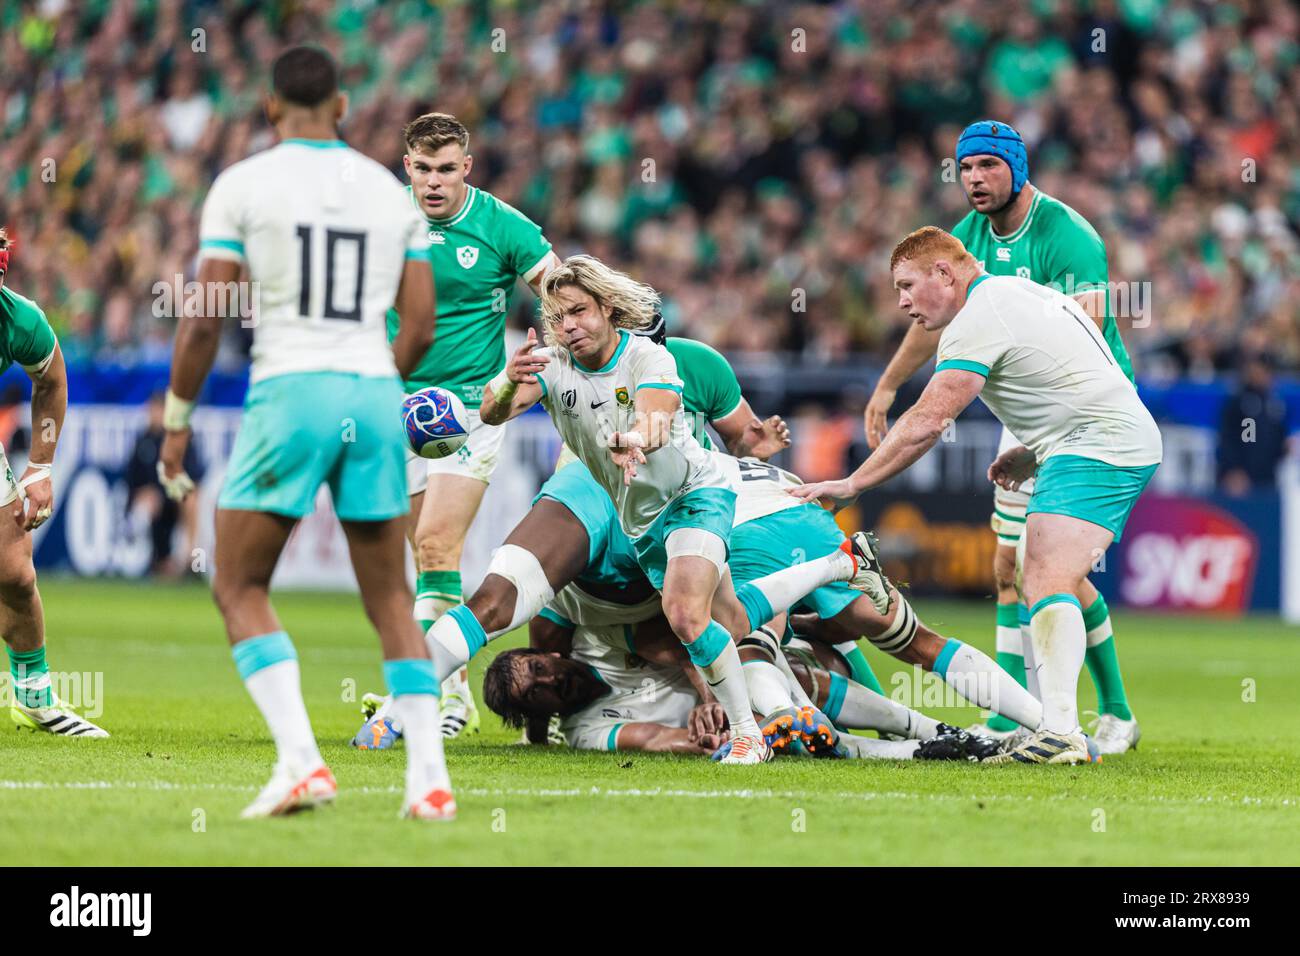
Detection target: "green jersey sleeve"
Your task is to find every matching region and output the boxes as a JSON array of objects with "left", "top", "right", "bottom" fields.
[
  {"left": 1038, "top": 204, "right": 1109, "bottom": 294},
  {"left": 667, "top": 338, "right": 744, "bottom": 422},
  {"left": 2, "top": 289, "right": 57, "bottom": 370},
  {"left": 494, "top": 200, "right": 553, "bottom": 282}
]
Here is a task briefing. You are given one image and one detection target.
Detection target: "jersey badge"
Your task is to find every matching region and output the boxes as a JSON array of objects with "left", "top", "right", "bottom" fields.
[
  {"left": 996, "top": 247, "right": 1011, "bottom": 261},
  {"left": 615, "top": 386, "right": 631, "bottom": 407},
  {"left": 1016, "top": 266, "right": 1031, "bottom": 278},
  {"left": 428, "top": 231, "right": 446, "bottom": 245},
  {"left": 456, "top": 245, "right": 479, "bottom": 268}
]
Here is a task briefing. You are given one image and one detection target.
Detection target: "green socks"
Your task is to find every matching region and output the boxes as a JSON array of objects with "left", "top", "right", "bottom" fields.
[
  {"left": 832, "top": 641, "right": 884, "bottom": 695},
  {"left": 415, "top": 570, "right": 462, "bottom": 632},
  {"left": 8, "top": 645, "right": 52, "bottom": 708},
  {"left": 987, "top": 602, "right": 1026, "bottom": 732},
  {"left": 1083, "top": 595, "right": 1133, "bottom": 720}
]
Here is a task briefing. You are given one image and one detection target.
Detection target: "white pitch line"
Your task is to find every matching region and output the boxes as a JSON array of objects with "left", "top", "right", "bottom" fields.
[{"left": 0, "top": 780, "right": 1296, "bottom": 807}]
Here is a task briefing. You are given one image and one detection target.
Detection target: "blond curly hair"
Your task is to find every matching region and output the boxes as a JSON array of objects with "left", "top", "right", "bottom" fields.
[{"left": 538, "top": 255, "right": 661, "bottom": 350}]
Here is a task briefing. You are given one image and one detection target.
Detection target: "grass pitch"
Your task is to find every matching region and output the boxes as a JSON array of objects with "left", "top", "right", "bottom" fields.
[{"left": 3, "top": 579, "right": 1297, "bottom": 866}]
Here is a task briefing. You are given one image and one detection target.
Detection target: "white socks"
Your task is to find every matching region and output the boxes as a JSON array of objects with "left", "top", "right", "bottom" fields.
[
  {"left": 426, "top": 614, "right": 473, "bottom": 683},
  {"left": 743, "top": 659, "right": 794, "bottom": 717},
  {"left": 243, "top": 660, "right": 322, "bottom": 775},
  {"left": 699, "top": 640, "right": 762, "bottom": 739},
  {"left": 392, "top": 694, "right": 450, "bottom": 801},
  {"left": 836, "top": 682, "right": 941, "bottom": 740},
  {"left": 837, "top": 735, "right": 922, "bottom": 760},
  {"left": 1030, "top": 600, "right": 1087, "bottom": 733},
  {"left": 939, "top": 640, "right": 1043, "bottom": 730}
]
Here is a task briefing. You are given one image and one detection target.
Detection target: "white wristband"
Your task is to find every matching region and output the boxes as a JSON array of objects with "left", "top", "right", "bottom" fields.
[
  {"left": 163, "top": 389, "right": 195, "bottom": 431},
  {"left": 18, "top": 461, "right": 51, "bottom": 489},
  {"left": 489, "top": 369, "right": 518, "bottom": 404}
]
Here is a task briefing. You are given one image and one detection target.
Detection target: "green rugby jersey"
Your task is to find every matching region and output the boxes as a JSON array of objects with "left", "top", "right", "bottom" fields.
[
  {"left": 0, "top": 286, "right": 58, "bottom": 377},
  {"left": 667, "top": 336, "right": 744, "bottom": 452},
  {"left": 951, "top": 189, "right": 1133, "bottom": 382},
  {"left": 387, "top": 185, "right": 552, "bottom": 403}
]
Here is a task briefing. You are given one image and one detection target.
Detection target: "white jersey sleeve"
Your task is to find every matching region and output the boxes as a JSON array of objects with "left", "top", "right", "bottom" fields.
[
  {"left": 198, "top": 169, "right": 248, "bottom": 264},
  {"left": 935, "top": 294, "right": 1010, "bottom": 377}
]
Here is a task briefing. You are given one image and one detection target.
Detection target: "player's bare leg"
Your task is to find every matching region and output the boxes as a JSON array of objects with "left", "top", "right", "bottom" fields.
[
  {"left": 409, "top": 498, "right": 595, "bottom": 722},
  {"left": 663, "top": 554, "right": 769, "bottom": 764},
  {"left": 2, "top": 508, "right": 107, "bottom": 737},
  {"left": 987, "top": 513, "right": 1109, "bottom": 765},
  {"left": 343, "top": 517, "right": 453, "bottom": 820},
  {"left": 213, "top": 509, "right": 335, "bottom": 817},
  {"left": 411, "top": 473, "right": 487, "bottom": 737}
]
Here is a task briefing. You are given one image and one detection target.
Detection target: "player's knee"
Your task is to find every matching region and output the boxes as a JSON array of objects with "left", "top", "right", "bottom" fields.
[
  {"left": 662, "top": 598, "right": 710, "bottom": 643},
  {"left": 0, "top": 562, "right": 38, "bottom": 607}
]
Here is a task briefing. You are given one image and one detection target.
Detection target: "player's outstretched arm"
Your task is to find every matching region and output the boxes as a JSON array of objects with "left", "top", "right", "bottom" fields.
[
  {"left": 391, "top": 257, "right": 436, "bottom": 381},
  {"left": 792, "top": 368, "right": 984, "bottom": 505},
  {"left": 16, "top": 341, "right": 67, "bottom": 531},
  {"left": 159, "top": 258, "right": 242, "bottom": 501},
  {"left": 481, "top": 327, "right": 546, "bottom": 425},
  {"left": 864, "top": 322, "right": 943, "bottom": 449}
]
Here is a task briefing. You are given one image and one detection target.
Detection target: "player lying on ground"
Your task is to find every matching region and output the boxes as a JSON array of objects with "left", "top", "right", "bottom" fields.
[
  {"left": 792, "top": 227, "right": 1162, "bottom": 765},
  {"left": 356, "top": 448, "right": 1042, "bottom": 751},
  {"left": 474, "top": 254, "right": 884, "bottom": 764},
  {"left": 352, "top": 321, "right": 794, "bottom": 743},
  {"left": 482, "top": 602, "right": 997, "bottom": 761},
  {"left": 0, "top": 227, "right": 107, "bottom": 737},
  {"left": 392, "top": 112, "right": 561, "bottom": 739},
  {"left": 158, "top": 46, "right": 456, "bottom": 820}
]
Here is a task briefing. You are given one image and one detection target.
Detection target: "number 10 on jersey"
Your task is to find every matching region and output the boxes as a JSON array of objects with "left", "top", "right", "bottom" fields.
[{"left": 295, "top": 225, "right": 367, "bottom": 321}]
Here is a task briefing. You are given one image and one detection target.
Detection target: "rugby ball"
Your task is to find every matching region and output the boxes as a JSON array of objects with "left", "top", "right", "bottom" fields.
[{"left": 402, "top": 386, "right": 470, "bottom": 459}]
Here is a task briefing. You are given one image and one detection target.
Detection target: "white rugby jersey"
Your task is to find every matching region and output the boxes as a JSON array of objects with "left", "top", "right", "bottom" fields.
[
  {"left": 935, "top": 275, "right": 1162, "bottom": 467},
  {"left": 708, "top": 451, "right": 808, "bottom": 526},
  {"left": 535, "top": 331, "right": 727, "bottom": 539},
  {"left": 548, "top": 583, "right": 661, "bottom": 628},
  {"left": 199, "top": 138, "right": 431, "bottom": 384},
  {"left": 560, "top": 621, "right": 698, "bottom": 751}
]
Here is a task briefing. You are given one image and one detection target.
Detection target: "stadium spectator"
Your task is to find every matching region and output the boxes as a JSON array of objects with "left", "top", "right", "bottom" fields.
[
  {"left": 1217, "top": 351, "right": 1292, "bottom": 495},
  {"left": 125, "top": 390, "right": 204, "bottom": 577},
  {"left": 0, "top": 0, "right": 1296, "bottom": 418}
]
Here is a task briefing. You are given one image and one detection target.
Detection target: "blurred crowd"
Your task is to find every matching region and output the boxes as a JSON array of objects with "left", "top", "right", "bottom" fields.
[{"left": 2, "top": 0, "right": 1299, "bottom": 379}]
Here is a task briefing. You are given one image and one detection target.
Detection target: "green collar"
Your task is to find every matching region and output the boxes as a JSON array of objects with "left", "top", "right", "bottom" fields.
[{"left": 574, "top": 330, "right": 629, "bottom": 375}]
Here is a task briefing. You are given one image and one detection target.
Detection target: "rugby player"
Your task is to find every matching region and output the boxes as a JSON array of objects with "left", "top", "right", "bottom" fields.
[
  {"left": 158, "top": 47, "right": 454, "bottom": 819},
  {"left": 476, "top": 255, "right": 894, "bottom": 764},
  {"left": 393, "top": 113, "right": 560, "bottom": 738},
  {"left": 793, "top": 227, "right": 1162, "bottom": 765},
  {"left": 0, "top": 228, "right": 108, "bottom": 737},
  {"left": 863, "top": 121, "right": 1140, "bottom": 753},
  {"left": 484, "top": 609, "right": 991, "bottom": 761}
]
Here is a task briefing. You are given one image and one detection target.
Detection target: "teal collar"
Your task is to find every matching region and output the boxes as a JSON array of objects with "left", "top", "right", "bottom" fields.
[
  {"left": 282, "top": 138, "right": 349, "bottom": 149},
  {"left": 574, "top": 330, "right": 629, "bottom": 375},
  {"left": 969, "top": 273, "right": 990, "bottom": 294}
]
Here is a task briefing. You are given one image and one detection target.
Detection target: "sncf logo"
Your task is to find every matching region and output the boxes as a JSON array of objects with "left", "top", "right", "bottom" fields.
[{"left": 1121, "top": 499, "right": 1258, "bottom": 612}]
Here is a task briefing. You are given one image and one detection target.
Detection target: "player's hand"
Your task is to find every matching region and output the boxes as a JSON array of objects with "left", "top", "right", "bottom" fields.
[
  {"left": 158, "top": 429, "right": 196, "bottom": 502},
  {"left": 864, "top": 385, "right": 896, "bottom": 449},
  {"left": 14, "top": 467, "right": 54, "bottom": 531},
  {"left": 787, "top": 477, "right": 860, "bottom": 512},
  {"left": 987, "top": 444, "right": 1037, "bottom": 491},
  {"left": 742, "top": 414, "right": 791, "bottom": 460},
  {"left": 506, "top": 327, "right": 549, "bottom": 385},
  {"left": 687, "top": 702, "right": 727, "bottom": 741},
  {"left": 608, "top": 431, "right": 647, "bottom": 486}
]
